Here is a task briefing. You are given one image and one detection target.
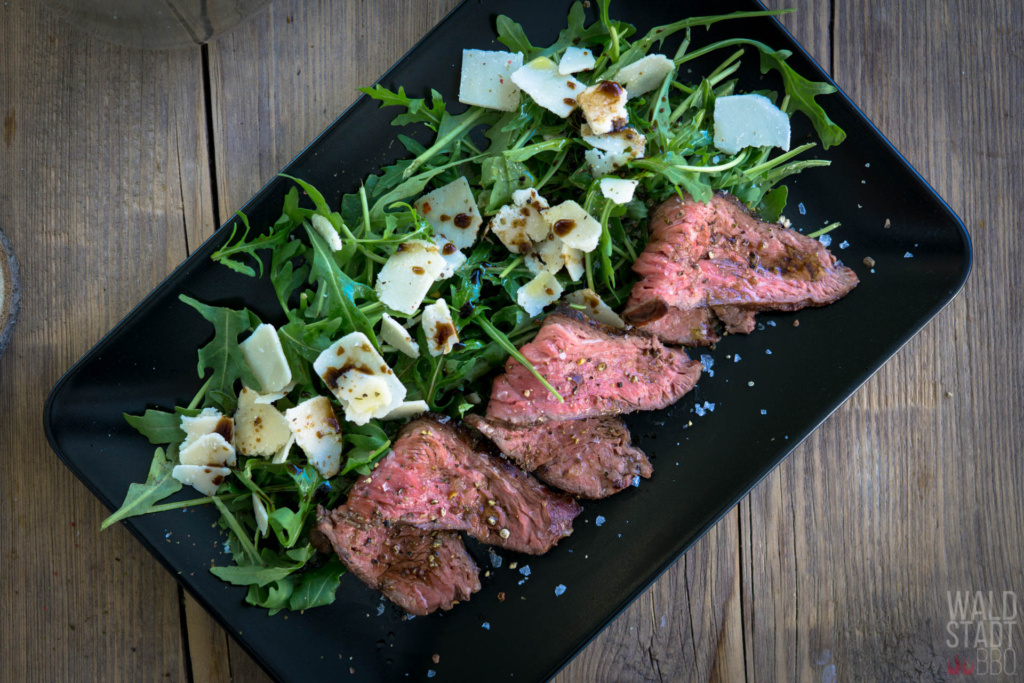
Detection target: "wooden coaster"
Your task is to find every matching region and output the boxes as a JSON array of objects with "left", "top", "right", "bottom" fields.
[{"left": 0, "top": 227, "right": 20, "bottom": 360}]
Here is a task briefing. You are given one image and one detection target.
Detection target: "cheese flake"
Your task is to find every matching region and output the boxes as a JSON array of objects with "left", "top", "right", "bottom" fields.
[
  {"left": 285, "top": 396, "right": 343, "bottom": 478},
  {"left": 541, "top": 200, "right": 601, "bottom": 252},
  {"left": 313, "top": 333, "right": 407, "bottom": 425},
  {"left": 310, "top": 213, "right": 342, "bottom": 251},
  {"left": 558, "top": 46, "right": 596, "bottom": 74},
  {"left": 234, "top": 387, "right": 292, "bottom": 457},
  {"left": 180, "top": 408, "right": 230, "bottom": 450},
  {"left": 383, "top": 400, "right": 430, "bottom": 421},
  {"left": 459, "top": 49, "right": 523, "bottom": 112},
  {"left": 380, "top": 313, "right": 420, "bottom": 359},
  {"left": 172, "top": 465, "right": 230, "bottom": 497},
  {"left": 414, "top": 177, "right": 482, "bottom": 249},
  {"left": 517, "top": 271, "right": 563, "bottom": 317},
  {"left": 511, "top": 57, "right": 583, "bottom": 117},
  {"left": 576, "top": 81, "right": 629, "bottom": 135},
  {"left": 614, "top": 54, "right": 674, "bottom": 98},
  {"left": 240, "top": 323, "right": 293, "bottom": 394},
  {"left": 565, "top": 288, "right": 625, "bottom": 328},
  {"left": 713, "top": 93, "right": 791, "bottom": 155},
  {"left": 179, "top": 432, "right": 236, "bottom": 467},
  {"left": 422, "top": 299, "right": 459, "bottom": 357},
  {"left": 374, "top": 239, "right": 445, "bottom": 315},
  {"left": 599, "top": 178, "right": 639, "bottom": 204}
]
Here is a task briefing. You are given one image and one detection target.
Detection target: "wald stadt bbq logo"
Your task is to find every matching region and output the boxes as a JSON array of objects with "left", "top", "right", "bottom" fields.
[{"left": 945, "top": 590, "right": 1018, "bottom": 676}]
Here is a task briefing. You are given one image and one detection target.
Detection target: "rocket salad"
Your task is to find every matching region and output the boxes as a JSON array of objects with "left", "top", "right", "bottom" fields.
[{"left": 103, "top": 0, "right": 845, "bottom": 614}]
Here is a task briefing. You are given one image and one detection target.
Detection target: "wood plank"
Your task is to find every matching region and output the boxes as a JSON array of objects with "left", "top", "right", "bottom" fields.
[
  {"left": 0, "top": 1, "right": 214, "bottom": 681},
  {"left": 742, "top": 1, "right": 1024, "bottom": 680}
]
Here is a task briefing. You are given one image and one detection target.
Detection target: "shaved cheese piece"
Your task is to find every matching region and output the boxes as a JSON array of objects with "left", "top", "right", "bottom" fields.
[
  {"left": 614, "top": 54, "right": 674, "bottom": 98},
  {"left": 254, "top": 391, "right": 289, "bottom": 405},
  {"left": 562, "top": 245, "right": 585, "bottom": 282},
  {"left": 459, "top": 49, "right": 523, "bottom": 112},
  {"left": 285, "top": 396, "right": 343, "bottom": 478},
  {"left": 310, "top": 213, "right": 342, "bottom": 251},
  {"left": 517, "top": 270, "right": 563, "bottom": 317},
  {"left": 234, "top": 387, "right": 292, "bottom": 457},
  {"left": 179, "top": 432, "right": 236, "bottom": 467},
  {"left": 313, "top": 333, "right": 407, "bottom": 425},
  {"left": 435, "top": 237, "right": 467, "bottom": 279},
  {"left": 422, "top": 299, "right": 459, "bottom": 357},
  {"left": 577, "top": 80, "right": 628, "bottom": 135},
  {"left": 489, "top": 188, "right": 550, "bottom": 254},
  {"left": 565, "top": 288, "right": 625, "bottom": 328},
  {"left": 583, "top": 125, "right": 646, "bottom": 177},
  {"left": 525, "top": 233, "right": 565, "bottom": 276},
  {"left": 272, "top": 434, "right": 295, "bottom": 465},
  {"left": 383, "top": 400, "right": 430, "bottom": 421},
  {"left": 511, "top": 57, "right": 583, "bottom": 117},
  {"left": 599, "top": 178, "right": 639, "bottom": 204},
  {"left": 252, "top": 493, "right": 269, "bottom": 535},
  {"left": 240, "top": 323, "right": 293, "bottom": 394},
  {"left": 414, "top": 177, "right": 482, "bottom": 249},
  {"left": 380, "top": 313, "right": 419, "bottom": 358},
  {"left": 542, "top": 200, "right": 601, "bottom": 252},
  {"left": 713, "top": 94, "right": 791, "bottom": 155},
  {"left": 181, "top": 408, "right": 231, "bottom": 451},
  {"left": 374, "top": 239, "right": 445, "bottom": 315},
  {"left": 172, "top": 465, "right": 231, "bottom": 497},
  {"left": 559, "top": 46, "right": 595, "bottom": 74}
]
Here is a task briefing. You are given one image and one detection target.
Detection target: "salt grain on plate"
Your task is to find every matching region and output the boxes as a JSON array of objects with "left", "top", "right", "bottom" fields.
[
  {"left": 767, "top": 320, "right": 776, "bottom": 327},
  {"left": 818, "top": 234, "right": 832, "bottom": 247},
  {"left": 904, "top": 252, "right": 913, "bottom": 258},
  {"left": 700, "top": 354, "right": 714, "bottom": 376},
  {"left": 694, "top": 405, "right": 706, "bottom": 417},
  {"left": 481, "top": 622, "right": 490, "bottom": 630},
  {"left": 761, "top": 409, "right": 767, "bottom": 415},
  {"left": 554, "top": 585, "right": 567, "bottom": 596},
  {"left": 766, "top": 349, "right": 772, "bottom": 355},
  {"left": 519, "top": 565, "right": 531, "bottom": 576},
  {"left": 734, "top": 354, "right": 741, "bottom": 362},
  {"left": 798, "top": 202, "right": 806, "bottom": 215},
  {"left": 595, "top": 515, "right": 606, "bottom": 527},
  {"left": 839, "top": 240, "right": 850, "bottom": 249}
]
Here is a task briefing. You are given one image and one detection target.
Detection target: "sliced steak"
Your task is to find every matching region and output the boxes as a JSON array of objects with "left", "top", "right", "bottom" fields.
[
  {"left": 623, "top": 193, "right": 859, "bottom": 345},
  {"left": 465, "top": 414, "right": 652, "bottom": 499},
  {"left": 344, "top": 415, "right": 581, "bottom": 555},
  {"left": 316, "top": 506, "right": 480, "bottom": 616},
  {"left": 485, "top": 308, "right": 702, "bottom": 425}
]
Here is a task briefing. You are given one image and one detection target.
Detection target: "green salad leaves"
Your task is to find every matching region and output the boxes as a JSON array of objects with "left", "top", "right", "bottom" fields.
[{"left": 104, "top": 0, "right": 845, "bottom": 614}]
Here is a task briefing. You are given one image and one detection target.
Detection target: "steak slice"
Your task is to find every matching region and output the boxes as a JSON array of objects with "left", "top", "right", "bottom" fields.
[
  {"left": 316, "top": 506, "right": 480, "bottom": 616},
  {"left": 485, "top": 308, "right": 702, "bottom": 425},
  {"left": 344, "top": 415, "right": 581, "bottom": 555},
  {"left": 623, "top": 193, "right": 859, "bottom": 345},
  {"left": 465, "top": 414, "right": 652, "bottom": 499}
]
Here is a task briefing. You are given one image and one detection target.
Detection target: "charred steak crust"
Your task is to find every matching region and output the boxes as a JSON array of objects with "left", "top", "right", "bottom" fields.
[
  {"left": 485, "top": 307, "right": 702, "bottom": 425},
  {"left": 316, "top": 505, "right": 480, "bottom": 616},
  {"left": 466, "top": 414, "right": 653, "bottom": 499},
  {"left": 344, "top": 416, "right": 581, "bottom": 555},
  {"left": 623, "top": 193, "right": 859, "bottom": 345}
]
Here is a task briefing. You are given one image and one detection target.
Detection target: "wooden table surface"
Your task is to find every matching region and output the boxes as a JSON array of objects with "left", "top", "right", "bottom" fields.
[{"left": 2, "top": 1, "right": 1021, "bottom": 681}]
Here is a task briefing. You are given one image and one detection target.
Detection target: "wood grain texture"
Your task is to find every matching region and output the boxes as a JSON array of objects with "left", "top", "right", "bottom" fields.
[{"left": 0, "top": 0, "right": 213, "bottom": 681}]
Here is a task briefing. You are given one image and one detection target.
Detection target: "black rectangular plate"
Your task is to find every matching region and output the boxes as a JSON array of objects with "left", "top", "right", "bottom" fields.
[{"left": 44, "top": 1, "right": 971, "bottom": 681}]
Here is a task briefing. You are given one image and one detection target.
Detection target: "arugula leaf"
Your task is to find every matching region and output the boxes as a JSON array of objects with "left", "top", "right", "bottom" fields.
[
  {"left": 759, "top": 185, "right": 788, "bottom": 223},
  {"left": 760, "top": 49, "right": 846, "bottom": 149},
  {"left": 211, "top": 212, "right": 288, "bottom": 278},
  {"left": 179, "top": 295, "right": 260, "bottom": 413},
  {"left": 246, "top": 579, "right": 294, "bottom": 616},
  {"left": 303, "top": 224, "right": 380, "bottom": 348},
  {"left": 495, "top": 15, "right": 535, "bottom": 56},
  {"left": 288, "top": 557, "right": 346, "bottom": 612},
  {"left": 210, "top": 546, "right": 314, "bottom": 587},
  {"left": 124, "top": 408, "right": 190, "bottom": 445},
  {"left": 101, "top": 446, "right": 183, "bottom": 530}
]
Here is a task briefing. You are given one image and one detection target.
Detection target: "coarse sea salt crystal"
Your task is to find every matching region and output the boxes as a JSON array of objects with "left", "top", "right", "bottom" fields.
[
  {"left": 519, "top": 565, "right": 531, "bottom": 576},
  {"left": 554, "top": 585, "right": 567, "bottom": 596},
  {"left": 595, "top": 515, "right": 606, "bottom": 527},
  {"left": 818, "top": 234, "right": 832, "bottom": 247},
  {"left": 761, "top": 409, "right": 767, "bottom": 415},
  {"left": 695, "top": 405, "right": 706, "bottom": 417},
  {"left": 700, "top": 354, "right": 715, "bottom": 377},
  {"left": 703, "top": 401, "right": 716, "bottom": 412},
  {"left": 839, "top": 240, "right": 850, "bottom": 249},
  {"left": 766, "top": 349, "right": 773, "bottom": 355},
  {"left": 798, "top": 202, "right": 806, "bottom": 215},
  {"left": 734, "top": 354, "right": 741, "bottom": 363},
  {"left": 904, "top": 252, "right": 914, "bottom": 258},
  {"left": 481, "top": 622, "right": 491, "bottom": 630}
]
